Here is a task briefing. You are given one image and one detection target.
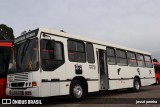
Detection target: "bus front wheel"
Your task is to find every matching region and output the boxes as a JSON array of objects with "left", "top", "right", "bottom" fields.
[{"left": 70, "top": 80, "right": 85, "bottom": 101}]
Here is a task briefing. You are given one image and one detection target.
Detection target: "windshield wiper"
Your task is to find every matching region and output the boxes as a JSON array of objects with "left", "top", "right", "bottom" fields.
[{"left": 21, "top": 39, "right": 30, "bottom": 63}]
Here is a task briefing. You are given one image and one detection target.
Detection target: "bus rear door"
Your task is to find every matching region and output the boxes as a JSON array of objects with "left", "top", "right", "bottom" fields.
[{"left": 97, "top": 49, "right": 109, "bottom": 90}]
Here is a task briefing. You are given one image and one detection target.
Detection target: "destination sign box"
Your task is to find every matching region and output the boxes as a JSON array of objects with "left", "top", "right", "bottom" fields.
[{"left": 15, "top": 29, "right": 38, "bottom": 43}]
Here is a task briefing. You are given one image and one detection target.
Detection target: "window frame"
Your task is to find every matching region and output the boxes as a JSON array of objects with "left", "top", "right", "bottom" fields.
[
  {"left": 86, "top": 42, "right": 95, "bottom": 63},
  {"left": 127, "top": 51, "right": 138, "bottom": 67},
  {"left": 67, "top": 39, "right": 86, "bottom": 63},
  {"left": 144, "top": 55, "right": 153, "bottom": 68},
  {"left": 106, "top": 47, "right": 117, "bottom": 65},
  {"left": 116, "top": 49, "right": 128, "bottom": 66},
  {"left": 40, "top": 39, "right": 65, "bottom": 71},
  {"left": 136, "top": 53, "right": 146, "bottom": 67},
  {"left": 15, "top": 38, "right": 39, "bottom": 72}
]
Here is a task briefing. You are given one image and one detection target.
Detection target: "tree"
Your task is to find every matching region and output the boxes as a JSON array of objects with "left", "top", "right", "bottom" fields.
[{"left": 0, "top": 24, "right": 14, "bottom": 40}]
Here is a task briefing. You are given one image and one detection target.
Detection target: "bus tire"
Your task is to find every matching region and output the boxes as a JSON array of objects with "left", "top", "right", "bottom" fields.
[
  {"left": 132, "top": 78, "right": 141, "bottom": 92},
  {"left": 70, "top": 80, "right": 85, "bottom": 101},
  {"left": 156, "top": 78, "right": 159, "bottom": 85}
]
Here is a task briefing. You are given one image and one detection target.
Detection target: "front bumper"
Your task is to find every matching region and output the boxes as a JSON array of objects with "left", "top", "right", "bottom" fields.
[{"left": 6, "top": 87, "right": 39, "bottom": 97}]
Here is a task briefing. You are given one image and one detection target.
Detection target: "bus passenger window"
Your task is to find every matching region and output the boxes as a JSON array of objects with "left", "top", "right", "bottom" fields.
[
  {"left": 116, "top": 49, "right": 127, "bottom": 66},
  {"left": 137, "top": 54, "right": 145, "bottom": 67},
  {"left": 41, "top": 39, "right": 64, "bottom": 71},
  {"left": 107, "top": 47, "right": 116, "bottom": 64},
  {"left": 127, "top": 52, "right": 138, "bottom": 67},
  {"left": 86, "top": 43, "right": 95, "bottom": 63},
  {"left": 68, "top": 39, "right": 86, "bottom": 62},
  {"left": 144, "top": 55, "right": 153, "bottom": 68}
]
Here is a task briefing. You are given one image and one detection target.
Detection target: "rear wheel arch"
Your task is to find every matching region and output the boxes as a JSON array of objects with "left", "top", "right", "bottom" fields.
[
  {"left": 134, "top": 76, "right": 141, "bottom": 86},
  {"left": 132, "top": 76, "right": 141, "bottom": 92},
  {"left": 69, "top": 76, "right": 88, "bottom": 101}
]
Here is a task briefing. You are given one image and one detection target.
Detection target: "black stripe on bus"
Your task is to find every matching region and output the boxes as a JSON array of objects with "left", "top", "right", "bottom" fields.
[
  {"left": 140, "top": 77, "right": 155, "bottom": 79},
  {"left": 109, "top": 77, "right": 155, "bottom": 80},
  {"left": 109, "top": 78, "right": 133, "bottom": 80},
  {"left": 41, "top": 79, "right": 99, "bottom": 82}
]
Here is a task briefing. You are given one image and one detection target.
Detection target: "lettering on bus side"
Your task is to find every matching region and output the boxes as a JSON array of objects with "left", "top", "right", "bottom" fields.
[
  {"left": 89, "top": 65, "right": 96, "bottom": 70},
  {"left": 75, "top": 64, "right": 82, "bottom": 74}
]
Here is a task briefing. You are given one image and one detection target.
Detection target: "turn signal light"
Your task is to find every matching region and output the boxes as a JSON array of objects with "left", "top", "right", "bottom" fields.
[{"left": 32, "top": 82, "right": 37, "bottom": 87}]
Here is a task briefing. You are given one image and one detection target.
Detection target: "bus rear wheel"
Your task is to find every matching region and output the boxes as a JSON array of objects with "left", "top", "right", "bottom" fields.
[
  {"left": 133, "top": 78, "right": 141, "bottom": 92},
  {"left": 70, "top": 80, "right": 85, "bottom": 101}
]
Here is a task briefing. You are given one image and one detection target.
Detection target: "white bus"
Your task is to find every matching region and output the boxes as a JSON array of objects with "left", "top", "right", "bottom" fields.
[{"left": 6, "top": 28, "right": 155, "bottom": 100}]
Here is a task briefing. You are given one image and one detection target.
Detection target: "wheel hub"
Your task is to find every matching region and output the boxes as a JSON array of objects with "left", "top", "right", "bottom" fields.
[
  {"left": 135, "top": 81, "right": 140, "bottom": 90},
  {"left": 73, "top": 84, "right": 83, "bottom": 98}
]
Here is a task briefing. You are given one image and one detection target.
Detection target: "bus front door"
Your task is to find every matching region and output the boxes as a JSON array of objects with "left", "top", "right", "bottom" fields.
[{"left": 98, "top": 49, "right": 109, "bottom": 90}]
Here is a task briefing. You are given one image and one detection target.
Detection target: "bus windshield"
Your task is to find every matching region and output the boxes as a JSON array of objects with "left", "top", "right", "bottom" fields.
[
  {"left": 0, "top": 47, "right": 10, "bottom": 78},
  {"left": 14, "top": 38, "right": 39, "bottom": 73}
]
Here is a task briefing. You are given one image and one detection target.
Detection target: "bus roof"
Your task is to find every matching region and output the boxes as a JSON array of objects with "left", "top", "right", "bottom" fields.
[
  {"left": 15, "top": 28, "right": 151, "bottom": 55},
  {"left": 38, "top": 28, "right": 151, "bottom": 55}
]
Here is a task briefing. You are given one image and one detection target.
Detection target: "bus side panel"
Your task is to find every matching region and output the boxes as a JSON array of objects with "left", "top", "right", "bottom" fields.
[
  {"left": 88, "top": 81, "right": 99, "bottom": 92},
  {"left": 107, "top": 65, "right": 118, "bottom": 89},
  {"left": 140, "top": 67, "right": 155, "bottom": 86},
  {"left": 41, "top": 83, "right": 51, "bottom": 97},
  {"left": 59, "top": 82, "right": 70, "bottom": 95},
  {"left": 108, "top": 79, "right": 133, "bottom": 90},
  {"left": 108, "top": 80, "right": 117, "bottom": 90},
  {"left": 139, "top": 68, "right": 147, "bottom": 79},
  {"left": 51, "top": 82, "right": 60, "bottom": 96},
  {"left": 116, "top": 79, "right": 133, "bottom": 89},
  {"left": 141, "top": 78, "right": 155, "bottom": 86},
  {"left": 118, "top": 66, "right": 132, "bottom": 89}
]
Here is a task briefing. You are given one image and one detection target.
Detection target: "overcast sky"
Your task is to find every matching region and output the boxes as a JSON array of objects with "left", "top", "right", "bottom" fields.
[{"left": 0, "top": 0, "right": 160, "bottom": 61}]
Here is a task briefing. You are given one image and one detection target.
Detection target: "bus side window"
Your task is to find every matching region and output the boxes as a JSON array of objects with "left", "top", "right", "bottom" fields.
[
  {"left": 107, "top": 47, "right": 116, "bottom": 65},
  {"left": 116, "top": 49, "right": 127, "bottom": 66},
  {"left": 86, "top": 43, "right": 95, "bottom": 63},
  {"left": 137, "top": 54, "right": 145, "bottom": 67},
  {"left": 127, "top": 51, "right": 138, "bottom": 67},
  {"left": 68, "top": 39, "right": 86, "bottom": 62},
  {"left": 41, "top": 39, "right": 64, "bottom": 71},
  {"left": 144, "top": 55, "right": 153, "bottom": 68}
]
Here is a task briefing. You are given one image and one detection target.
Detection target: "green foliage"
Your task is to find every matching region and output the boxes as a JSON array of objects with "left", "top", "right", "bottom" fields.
[{"left": 0, "top": 24, "right": 14, "bottom": 40}]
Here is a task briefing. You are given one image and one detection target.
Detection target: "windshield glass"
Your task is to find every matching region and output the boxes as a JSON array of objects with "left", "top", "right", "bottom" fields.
[
  {"left": 0, "top": 47, "right": 10, "bottom": 78},
  {"left": 14, "top": 38, "right": 39, "bottom": 73}
]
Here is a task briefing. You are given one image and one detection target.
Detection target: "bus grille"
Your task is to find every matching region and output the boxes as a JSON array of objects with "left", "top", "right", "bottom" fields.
[
  {"left": 11, "top": 82, "right": 24, "bottom": 87},
  {"left": 9, "top": 72, "right": 31, "bottom": 82}
]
